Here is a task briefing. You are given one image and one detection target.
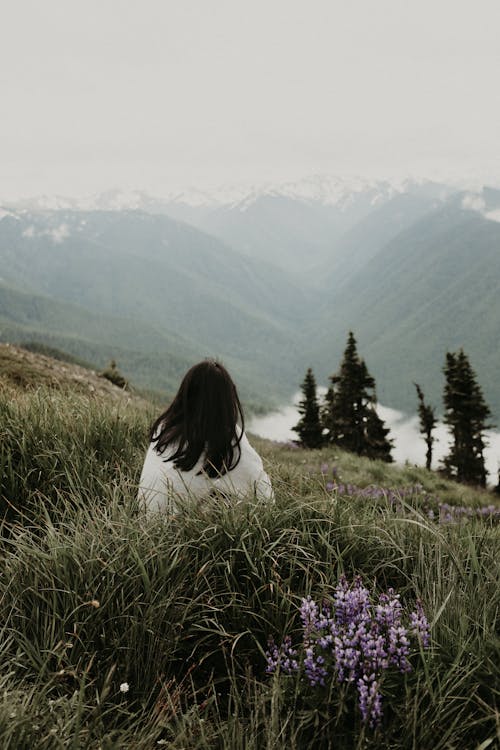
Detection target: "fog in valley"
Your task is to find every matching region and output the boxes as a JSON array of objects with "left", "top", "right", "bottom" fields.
[{"left": 249, "top": 392, "right": 500, "bottom": 486}]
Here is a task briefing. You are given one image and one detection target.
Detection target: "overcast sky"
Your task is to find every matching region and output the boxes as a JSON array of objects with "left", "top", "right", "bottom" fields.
[{"left": 1, "top": 0, "right": 500, "bottom": 198}]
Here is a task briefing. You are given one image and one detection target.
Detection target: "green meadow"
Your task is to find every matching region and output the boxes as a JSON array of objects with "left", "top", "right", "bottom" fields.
[{"left": 0, "top": 385, "right": 498, "bottom": 749}]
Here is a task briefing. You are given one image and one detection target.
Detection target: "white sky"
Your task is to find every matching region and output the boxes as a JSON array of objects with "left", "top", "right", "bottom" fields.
[{"left": 1, "top": 0, "right": 500, "bottom": 198}]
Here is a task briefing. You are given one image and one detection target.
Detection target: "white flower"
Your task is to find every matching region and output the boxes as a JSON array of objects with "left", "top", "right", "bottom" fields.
[{"left": 119, "top": 682, "right": 130, "bottom": 693}]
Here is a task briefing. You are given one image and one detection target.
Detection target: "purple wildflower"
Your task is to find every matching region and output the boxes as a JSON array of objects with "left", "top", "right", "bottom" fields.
[
  {"left": 357, "top": 673, "right": 382, "bottom": 727},
  {"left": 334, "top": 576, "right": 371, "bottom": 628},
  {"left": 266, "top": 577, "right": 431, "bottom": 729},
  {"left": 300, "top": 596, "right": 320, "bottom": 637},
  {"left": 304, "top": 645, "right": 328, "bottom": 687},
  {"left": 265, "top": 636, "right": 298, "bottom": 674},
  {"left": 410, "top": 600, "right": 430, "bottom": 648}
]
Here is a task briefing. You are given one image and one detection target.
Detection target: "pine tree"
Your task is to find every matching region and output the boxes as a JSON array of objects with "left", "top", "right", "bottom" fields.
[
  {"left": 322, "top": 332, "right": 392, "bottom": 461},
  {"left": 442, "top": 350, "right": 492, "bottom": 487},
  {"left": 364, "top": 406, "right": 394, "bottom": 463},
  {"left": 292, "top": 367, "right": 324, "bottom": 448},
  {"left": 414, "top": 383, "right": 437, "bottom": 470}
]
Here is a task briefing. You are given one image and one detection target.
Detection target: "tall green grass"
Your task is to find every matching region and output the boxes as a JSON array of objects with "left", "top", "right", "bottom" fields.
[{"left": 0, "top": 386, "right": 498, "bottom": 748}]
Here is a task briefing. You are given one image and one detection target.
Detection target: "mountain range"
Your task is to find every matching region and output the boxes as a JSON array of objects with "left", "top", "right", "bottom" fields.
[{"left": 1, "top": 175, "right": 499, "bottom": 419}]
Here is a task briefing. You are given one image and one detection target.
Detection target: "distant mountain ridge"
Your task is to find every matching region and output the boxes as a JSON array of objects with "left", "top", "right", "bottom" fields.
[
  {"left": 1, "top": 178, "right": 499, "bottom": 419},
  {"left": 2, "top": 175, "right": 453, "bottom": 273}
]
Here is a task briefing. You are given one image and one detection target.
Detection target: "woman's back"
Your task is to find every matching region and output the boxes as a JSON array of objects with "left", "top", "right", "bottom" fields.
[
  {"left": 137, "top": 360, "right": 273, "bottom": 512},
  {"left": 139, "top": 428, "right": 273, "bottom": 512}
]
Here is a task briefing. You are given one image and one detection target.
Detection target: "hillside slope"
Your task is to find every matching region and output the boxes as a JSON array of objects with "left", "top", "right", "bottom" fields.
[
  {"left": 0, "top": 210, "right": 307, "bottom": 399},
  {"left": 308, "top": 202, "right": 500, "bottom": 418},
  {"left": 0, "top": 342, "right": 136, "bottom": 399}
]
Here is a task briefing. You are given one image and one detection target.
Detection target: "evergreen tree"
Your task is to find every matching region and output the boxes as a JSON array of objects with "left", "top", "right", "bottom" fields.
[
  {"left": 322, "top": 332, "right": 392, "bottom": 462},
  {"left": 364, "top": 406, "right": 394, "bottom": 463},
  {"left": 414, "top": 383, "right": 437, "bottom": 470},
  {"left": 441, "top": 350, "right": 492, "bottom": 487},
  {"left": 292, "top": 367, "right": 324, "bottom": 448}
]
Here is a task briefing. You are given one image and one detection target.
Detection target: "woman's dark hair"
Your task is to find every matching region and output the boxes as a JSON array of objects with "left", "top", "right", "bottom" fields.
[{"left": 150, "top": 360, "right": 245, "bottom": 477}]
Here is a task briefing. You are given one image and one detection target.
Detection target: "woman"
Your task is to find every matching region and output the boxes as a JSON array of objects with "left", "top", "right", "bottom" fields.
[{"left": 138, "top": 360, "right": 273, "bottom": 512}]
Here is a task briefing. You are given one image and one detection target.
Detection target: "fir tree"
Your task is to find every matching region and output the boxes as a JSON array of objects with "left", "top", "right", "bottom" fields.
[
  {"left": 441, "top": 350, "right": 492, "bottom": 487},
  {"left": 364, "top": 406, "right": 394, "bottom": 463},
  {"left": 292, "top": 367, "right": 324, "bottom": 448},
  {"left": 322, "top": 332, "right": 392, "bottom": 462},
  {"left": 414, "top": 383, "right": 437, "bottom": 470}
]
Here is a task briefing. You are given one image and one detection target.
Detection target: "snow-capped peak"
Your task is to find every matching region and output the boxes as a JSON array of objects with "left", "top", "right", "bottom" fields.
[{"left": 1, "top": 174, "right": 452, "bottom": 215}]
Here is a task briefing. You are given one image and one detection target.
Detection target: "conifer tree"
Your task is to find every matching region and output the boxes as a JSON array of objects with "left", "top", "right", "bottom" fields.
[
  {"left": 322, "top": 332, "right": 392, "bottom": 461},
  {"left": 414, "top": 383, "right": 437, "bottom": 470},
  {"left": 442, "top": 350, "right": 492, "bottom": 487},
  {"left": 364, "top": 406, "right": 394, "bottom": 463},
  {"left": 292, "top": 367, "right": 324, "bottom": 448}
]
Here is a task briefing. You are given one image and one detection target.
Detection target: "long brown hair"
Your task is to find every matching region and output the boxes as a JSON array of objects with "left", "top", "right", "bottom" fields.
[{"left": 150, "top": 360, "right": 245, "bottom": 477}]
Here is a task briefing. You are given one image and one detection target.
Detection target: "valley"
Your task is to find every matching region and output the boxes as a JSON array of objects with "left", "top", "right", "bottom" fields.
[{"left": 1, "top": 176, "right": 499, "bottom": 419}]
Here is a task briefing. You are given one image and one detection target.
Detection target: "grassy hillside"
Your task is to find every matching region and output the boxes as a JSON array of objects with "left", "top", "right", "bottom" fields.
[
  {"left": 0, "top": 382, "right": 498, "bottom": 748},
  {"left": 0, "top": 342, "right": 140, "bottom": 399}
]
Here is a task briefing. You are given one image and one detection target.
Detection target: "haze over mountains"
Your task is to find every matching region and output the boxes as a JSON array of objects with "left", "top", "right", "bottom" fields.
[{"left": 1, "top": 175, "right": 499, "bottom": 419}]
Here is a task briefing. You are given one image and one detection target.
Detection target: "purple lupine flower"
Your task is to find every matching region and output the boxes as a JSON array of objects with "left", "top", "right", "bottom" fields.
[
  {"left": 265, "top": 637, "right": 281, "bottom": 674},
  {"left": 334, "top": 629, "right": 362, "bottom": 683},
  {"left": 387, "top": 624, "right": 411, "bottom": 672},
  {"left": 300, "top": 596, "right": 320, "bottom": 637},
  {"left": 376, "top": 589, "right": 403, "bottom": 629},
  {"left": 410, "top": 600, "right": 430, "bottom": 648},
  {"left": 357, "top": 673, "right": 382, "bottom": 727},
  {"left": 334, "top": 576, "right": 371, "bottom": 628},
  {"left": 265, "top": 636, "right": 298, "bottom": 674},
  {"left": 265, "top": 577, "right": 431, "bottom": 729},
  {"left": 359, "top": 622, "right": 388, "bottom": 671},
  {"left": 435, "top": 503, "right": 500, "bottom": 523},
  {"left": 304, "top": 645, "right": 328, "bottom": 687}
]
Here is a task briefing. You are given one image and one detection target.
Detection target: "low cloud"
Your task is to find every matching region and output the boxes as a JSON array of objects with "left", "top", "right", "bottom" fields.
[
  {"left": 462, "top": 193, "right": 485, "bottom": 212},
  {"left": 462, "top": 192, "right": 500, "bottom": 223},
  {"left": 49, "top": 223, "right": 70, "bottom": 243},
  {"left": 21, "top": 223, "right": 70, "bottom": 243}
]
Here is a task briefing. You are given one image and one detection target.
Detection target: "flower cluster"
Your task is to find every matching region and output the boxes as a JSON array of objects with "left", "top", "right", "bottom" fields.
[
  {"left": 434, "top": 502, "right": 500, "bottom": 523},
  {"left": 318, "top": 465, "right": 499, "bottom": 525},
  {"left": 326, "top": 479, "right": 437, "bottom": 509},
  {"left": 266, "top": 576, "right": 430, "bottom": 728}
]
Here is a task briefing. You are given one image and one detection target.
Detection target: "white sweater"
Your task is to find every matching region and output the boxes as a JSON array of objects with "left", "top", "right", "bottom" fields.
[{"left": 138, "top": 431, "right": 273, "bottom": 513}]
